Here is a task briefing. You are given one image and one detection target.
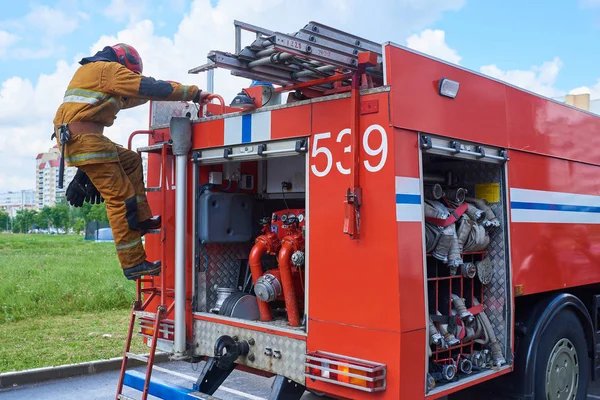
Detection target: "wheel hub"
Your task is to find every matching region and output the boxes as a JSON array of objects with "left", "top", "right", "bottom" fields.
[{"left": 545, "top": 338, "right": 579, "bottom": 400}]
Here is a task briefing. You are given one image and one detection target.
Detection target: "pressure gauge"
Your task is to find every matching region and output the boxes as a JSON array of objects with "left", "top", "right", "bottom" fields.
[
  {"left": 288, "top": 213, "right": 296, "bottom": 222},
  {"left": 280, "top": 213, "right": 288, "bottom": 224},
  {"left": 298, "top": 213, "right": 304, "bottom": 223}
]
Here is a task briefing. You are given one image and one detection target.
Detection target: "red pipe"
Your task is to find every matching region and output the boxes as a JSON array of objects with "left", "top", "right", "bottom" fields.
[
  {"left": 127, "top": 130, "right": 153, "bottom": 150},
  {"left": 249, "top": 242, "right": 272, "bottom": 321},
  {"left": 249, "top": 230, "right": 281, "bottom": 321},
  {"left": 277, "top": 233, "right": 304, "bottom": 327}
]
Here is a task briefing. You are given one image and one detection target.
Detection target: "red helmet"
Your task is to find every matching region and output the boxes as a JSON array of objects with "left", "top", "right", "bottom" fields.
[{"left": 111, "top": 43, "right": 143, "bottom": 74}]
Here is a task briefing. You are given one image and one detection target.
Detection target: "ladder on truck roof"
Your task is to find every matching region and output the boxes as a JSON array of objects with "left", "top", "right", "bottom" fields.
[
  {"left": 189, "top": 20, "right": 385, "bottom": 93},
  {"left": 116, "top": 137, "right": 175, "bottom": 400}
]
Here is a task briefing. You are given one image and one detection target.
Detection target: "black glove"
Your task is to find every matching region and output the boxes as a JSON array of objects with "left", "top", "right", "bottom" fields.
[
  {"left": 84, "top": 183, "right": 104, "bottom": 205},
  {"left": 66, "top": 169, "right": 104, "bottom": 207},
  {"left": 66, "top": 169, "right": 89, "bottom": 207}
]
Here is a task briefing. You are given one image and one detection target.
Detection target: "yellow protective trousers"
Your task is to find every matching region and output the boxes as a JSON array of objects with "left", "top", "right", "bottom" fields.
[{"left": 65, "top": 132, "right": 152, "bottom": 269}]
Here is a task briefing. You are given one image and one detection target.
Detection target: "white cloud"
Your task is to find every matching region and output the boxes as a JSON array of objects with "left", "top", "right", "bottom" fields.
[
  {"left": 24, "top": 5, "right": 78, "bottom": 37},
  {"left": 406, "top": 29, "right": 461, "bottom": 65},
  {"left": 569, "top": 80, "right": 600, "bottom": 98},
  {"left": 0, "top": 30, "right": 19, "bottom": 57},
  {"left": 480, "top": 57, "right": 564, "bottom": 98},
  {"left": 1, "top": 0, "right": 467, "bottom": 193},
  {"left": 104, "top": 0, "right": 148, "bottom": 23}
]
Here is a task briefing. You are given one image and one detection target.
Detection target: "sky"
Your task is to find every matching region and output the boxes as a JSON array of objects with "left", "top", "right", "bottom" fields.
[{"left": 1, "top": 0, "right": 600, "bottom": 193}]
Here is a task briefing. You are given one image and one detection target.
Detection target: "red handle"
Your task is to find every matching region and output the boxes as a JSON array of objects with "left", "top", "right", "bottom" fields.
[{"left": 128, "top": 130, "right": 153, "bottom": 150}]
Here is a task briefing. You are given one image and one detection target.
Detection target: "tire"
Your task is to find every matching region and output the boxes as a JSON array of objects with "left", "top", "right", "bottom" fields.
[{"left": 533, "top": 309, "right": 589, "bottom": 400}]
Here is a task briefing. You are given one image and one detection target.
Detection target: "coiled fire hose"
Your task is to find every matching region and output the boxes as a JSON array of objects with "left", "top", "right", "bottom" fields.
[
  {"left": 425, "top": 222, "right": 442, "bottom": 254},
  {"left": 473, "top": 298, "right": 506, "bottom": 367},
  {"left": 463, "top": 223, "right": 490, "bottom": 252},
  {"left": 432, "top": 224, "right": 454, "bottom": 263}
]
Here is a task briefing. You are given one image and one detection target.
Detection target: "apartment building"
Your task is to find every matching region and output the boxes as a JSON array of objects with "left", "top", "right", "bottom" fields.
[
  {"left": 35, "top": 146, "right": 76, "bottom": 208},
  {"left": 0, "top": 190, "right": 36, "bottom": 217}
]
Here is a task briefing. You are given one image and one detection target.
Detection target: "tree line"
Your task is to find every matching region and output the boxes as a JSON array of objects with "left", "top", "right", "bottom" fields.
[{"left": 0, "top": 200, "right": 108, "bottom": 234}]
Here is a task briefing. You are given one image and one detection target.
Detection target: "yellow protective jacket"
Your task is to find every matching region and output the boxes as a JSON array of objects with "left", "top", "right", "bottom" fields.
[{"left": 53, "top": 61, "right": 199, "bottom": 166}]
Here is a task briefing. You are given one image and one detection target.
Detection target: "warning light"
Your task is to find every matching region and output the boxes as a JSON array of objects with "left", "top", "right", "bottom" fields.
[{"left": 438, "top": 78, "right": 460, "bottom": 99}]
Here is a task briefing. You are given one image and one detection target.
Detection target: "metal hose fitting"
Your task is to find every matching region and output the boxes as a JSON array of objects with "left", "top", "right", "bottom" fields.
[
  {"left": 445, "top": 188, "right": 466, "bottom": 204},
  {"left": 442, "top": 364, "right": 457, "bottom": 381},
  {"left": 436, "top": 311, "right": 460, "bottom": 346},
  {"left": 465, "top": 203, "right": 485, "bottom": 223},
  {"left": 428, "top": 316, "right": 444, "bottom": 347},
  {"left": 462, "top": 262, "right": 476, "bottom": 278},
  {"left": 473, "top": 299, "right": 506, "bottom": 367},
  {"left": 447, "top": 230, "right": 463, "bottom": 269},
  {"left": 424, "top": 184, "right": 444, "bottom": 200},
  {"left": 424, "top": 200, "right": 450, "bottom": 220},
  {"left": 459, "top": 357, "right": 473, "bottom": 374},
  {"left": 451, "top": 294, "right": 474, "bottom": 324},
  {"left": 467, "top": 197, "right": 500, "bottom": 228},
  {"left": 469, "top": 352, "right": 485, "bottom": 370},
  {"left": 427, "top": 373, "right": 436, "bottom": 391}
]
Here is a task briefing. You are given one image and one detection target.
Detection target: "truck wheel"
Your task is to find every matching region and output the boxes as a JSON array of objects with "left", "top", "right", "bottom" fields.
[{"left": 534, "top": 309, "right": 589, "bottom": 400}]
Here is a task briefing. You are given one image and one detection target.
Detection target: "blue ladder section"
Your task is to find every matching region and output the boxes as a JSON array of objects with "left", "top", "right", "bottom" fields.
[{"left": 123, "top": 370, "right": 219, "bottom": 400}]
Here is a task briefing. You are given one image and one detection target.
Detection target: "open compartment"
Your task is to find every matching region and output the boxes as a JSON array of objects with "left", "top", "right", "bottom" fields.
[
  {"left": 420, "top": 135, "right": 512, "bottom": 394},
  {"left": 192, "top": 139, "right": 308, "bottom": 333}
]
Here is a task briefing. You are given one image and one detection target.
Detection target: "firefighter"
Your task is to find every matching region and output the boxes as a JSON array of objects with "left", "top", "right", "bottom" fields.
[{"left": 54, "top": 43, "right": 210, "bottom": 280}]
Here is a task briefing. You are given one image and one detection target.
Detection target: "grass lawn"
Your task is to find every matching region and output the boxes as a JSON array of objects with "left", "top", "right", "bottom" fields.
[
  {"left": 0, "top": 234, "right": 145, "bottom": 372},
  {"left": 0, "top": 309, "right": 147, "bottom": 373},
  {"left": 0, "top": 234, "right": 136, "bottom": 323}
]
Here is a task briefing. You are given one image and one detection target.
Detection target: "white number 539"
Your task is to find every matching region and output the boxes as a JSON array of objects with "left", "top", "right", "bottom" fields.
[{"left": 310, "top": 124, "right": 388, "bottom": 177}]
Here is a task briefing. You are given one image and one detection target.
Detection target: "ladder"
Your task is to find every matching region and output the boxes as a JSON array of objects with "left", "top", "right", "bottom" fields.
[
  {"left": 116, "top": 139, "right": 175, "bottom": 400},
  {"left": 188, "top": 20, "right": 384, "bottom": 93}
]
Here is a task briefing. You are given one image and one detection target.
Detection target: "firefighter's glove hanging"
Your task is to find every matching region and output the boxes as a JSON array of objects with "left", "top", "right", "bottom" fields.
[
  {"left": 66, "top": 169, "right": 88, "bottom": 207},
  {"left": 84, "top": 183, "right": 104, "bottom": 205},
  {"left": 66, "top": 169, "right": 104, "bottom": 207}
]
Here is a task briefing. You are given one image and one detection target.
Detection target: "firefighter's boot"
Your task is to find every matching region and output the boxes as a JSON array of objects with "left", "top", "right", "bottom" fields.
[
  {"left": 123, "top": 260, "right": 162, "bottom": 280},
  {"left": 139, "top": 215, "right": 161, "bottom": 236}
]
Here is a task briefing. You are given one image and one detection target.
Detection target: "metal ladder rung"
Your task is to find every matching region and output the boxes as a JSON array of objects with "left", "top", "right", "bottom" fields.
[
  {"left": 133, "top": 310, "right": 157, "bottom": 319},
  {"left": 126, "top": 352, "right": 149, "bottom": 363},
  {"left": 118, "top": 395, "right": 136, "bottom": 400},
  {"left": 145, "top": 187, "right": 161, "bottom": 192},
  {"left": 136, "top": 332, "right": 175, "bottom": 344},
  {"left": 137, "top": 142, "right": 170, "bottom": 153}
]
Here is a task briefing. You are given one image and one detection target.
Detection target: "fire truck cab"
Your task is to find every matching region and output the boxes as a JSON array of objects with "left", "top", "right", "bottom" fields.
[{"left": 116, "top": 20, "right": 600, "bottom": 400}]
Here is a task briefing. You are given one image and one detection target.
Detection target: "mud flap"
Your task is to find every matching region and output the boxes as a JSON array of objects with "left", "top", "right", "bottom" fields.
[
  {"left": 268, "top": 375, "right": 305, "bottom": 400},
  {"left": 193, "top": 357, "right": 234, "bottom": 395}
]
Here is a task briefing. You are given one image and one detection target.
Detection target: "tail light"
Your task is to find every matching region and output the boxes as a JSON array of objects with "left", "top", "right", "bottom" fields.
[{"left": 305, "top": 351, "right": 386, "bottom": 392}]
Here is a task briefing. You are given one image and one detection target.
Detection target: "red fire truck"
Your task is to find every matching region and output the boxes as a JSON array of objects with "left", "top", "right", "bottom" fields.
[{"left": 115, "top": 20, "right": 600, "bottom": 400}]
